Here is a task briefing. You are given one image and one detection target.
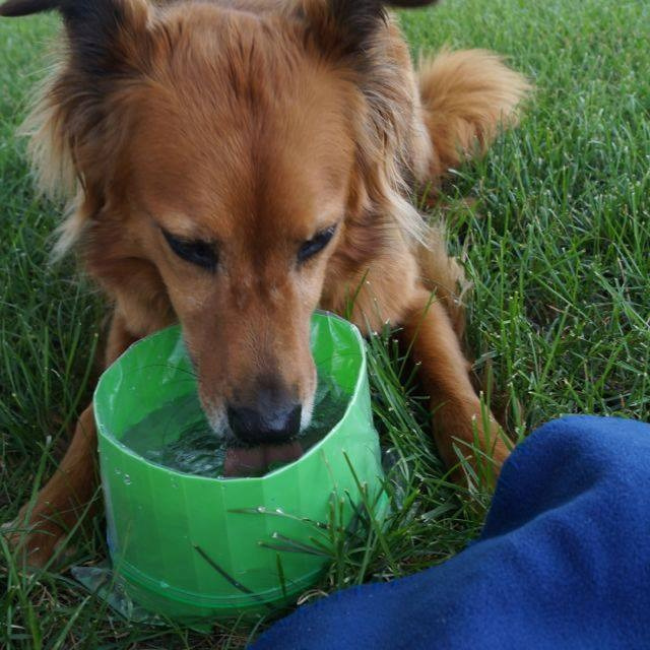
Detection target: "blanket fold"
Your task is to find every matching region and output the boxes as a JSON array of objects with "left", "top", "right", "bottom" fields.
[{"left": 253, "top": 416, "right": 650, "bottom": 650}]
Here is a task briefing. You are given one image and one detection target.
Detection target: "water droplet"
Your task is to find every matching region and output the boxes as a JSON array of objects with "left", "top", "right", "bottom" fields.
[
  {"left": 114, "top": 468, "right": 121, "bottom": 476},
  {"left": 257, "top": 506, "right": 267, "bottom": 513},
  {"left": 123, "top": 474, "right": 131, "bottom": 485},
  {"left": 159, "top": 581, "right": 169, "bottom": 589},
  {"left": 275, "top": 508, "right": 284, "bottom": 515}
]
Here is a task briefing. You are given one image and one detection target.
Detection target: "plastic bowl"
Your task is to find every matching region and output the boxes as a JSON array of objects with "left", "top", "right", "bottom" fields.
[{"left": 94, "top": 312, "right": 386, "bottom": 622}]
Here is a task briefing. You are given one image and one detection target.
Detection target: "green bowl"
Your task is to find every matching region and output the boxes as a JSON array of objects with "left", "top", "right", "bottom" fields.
[{"left": 94, "top": 312, "right": 386, "bottom": 622}]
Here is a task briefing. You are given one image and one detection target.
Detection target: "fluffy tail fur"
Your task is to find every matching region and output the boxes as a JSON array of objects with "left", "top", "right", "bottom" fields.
[
  {"left": 413, "top": 49, "right": 529, "bottom": 335},
  {"left": 418, "top": 48, "right": 530, "bottom": 178}
]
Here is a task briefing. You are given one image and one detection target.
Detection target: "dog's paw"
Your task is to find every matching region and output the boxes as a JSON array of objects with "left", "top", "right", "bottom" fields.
[{"left": 2, "top": 511, "right": 71, "bottom": 569}]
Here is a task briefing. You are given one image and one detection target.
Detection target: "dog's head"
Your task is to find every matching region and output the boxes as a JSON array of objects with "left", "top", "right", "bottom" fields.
[{"left": 1, "top": 0, "right": 435, "bottom": 444}]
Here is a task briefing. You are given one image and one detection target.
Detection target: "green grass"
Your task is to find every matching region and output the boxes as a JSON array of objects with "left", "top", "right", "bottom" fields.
[{"left": 1, "top": 0, "right": 649, "bottom": 647}]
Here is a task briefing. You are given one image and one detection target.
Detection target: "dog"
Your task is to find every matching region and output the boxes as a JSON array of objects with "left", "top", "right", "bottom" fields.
[{"left": 1, "top": 0, "right": 529, "bottom": 567}]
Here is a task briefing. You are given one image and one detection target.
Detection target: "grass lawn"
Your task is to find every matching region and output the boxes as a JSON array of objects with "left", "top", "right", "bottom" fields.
[{"left": 1, "top": 0, "right": 649, "bottom": 647}]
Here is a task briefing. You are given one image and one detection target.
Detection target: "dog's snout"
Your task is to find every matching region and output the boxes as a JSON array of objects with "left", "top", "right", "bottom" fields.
[{"left": 227, "top": 402, "right": 302, "bottom": 445}]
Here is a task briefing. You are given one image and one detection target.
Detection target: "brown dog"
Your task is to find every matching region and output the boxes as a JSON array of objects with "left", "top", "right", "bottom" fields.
[{"left": 1, "top": 0, "right": 529, "bottom": 567}]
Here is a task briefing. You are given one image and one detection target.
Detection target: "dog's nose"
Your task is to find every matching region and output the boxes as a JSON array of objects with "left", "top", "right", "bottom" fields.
[{"left": 227, "top": 403, "right": 302, "bottom": 445}]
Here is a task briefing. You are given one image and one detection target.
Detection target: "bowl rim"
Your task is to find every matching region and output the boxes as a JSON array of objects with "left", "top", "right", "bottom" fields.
[{"left": 94, "top": 311, "right": 370, "bottom": 485}]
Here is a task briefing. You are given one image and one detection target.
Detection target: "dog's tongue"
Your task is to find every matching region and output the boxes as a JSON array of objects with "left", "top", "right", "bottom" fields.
[{"left": 224, "top": 442, "right": 304, "bottom": 478}]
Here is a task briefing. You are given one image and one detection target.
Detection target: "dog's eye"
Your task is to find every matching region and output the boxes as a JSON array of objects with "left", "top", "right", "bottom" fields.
[
  {"left": 162, "top": 230, "right": 218, "bottom": 271},
  {"left": 298, "top": 225, "right": 337, "bottom": 263}
]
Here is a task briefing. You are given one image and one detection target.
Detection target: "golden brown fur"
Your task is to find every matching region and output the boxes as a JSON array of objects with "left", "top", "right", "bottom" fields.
[
  {"left": 419, "top": 47, "right": 530, "bottom": 179},
  {"left": 1, "top": 0, "right": 529, "bottom": 566}
]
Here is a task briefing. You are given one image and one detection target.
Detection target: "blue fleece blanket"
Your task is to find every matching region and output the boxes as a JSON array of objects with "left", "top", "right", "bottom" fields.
[{"left": 253, "top": 416, "right": 650, "bottom": 649}]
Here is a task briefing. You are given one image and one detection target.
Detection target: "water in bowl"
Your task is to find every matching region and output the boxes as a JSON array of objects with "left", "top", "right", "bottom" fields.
[{"left": 121, "top": 373, "right": 348, "bottom": 478}]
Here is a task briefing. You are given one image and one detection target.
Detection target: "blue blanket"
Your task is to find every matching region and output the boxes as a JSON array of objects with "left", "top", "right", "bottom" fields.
[{"left": 253, "top": 416, "right": 650, "bottom": 649}]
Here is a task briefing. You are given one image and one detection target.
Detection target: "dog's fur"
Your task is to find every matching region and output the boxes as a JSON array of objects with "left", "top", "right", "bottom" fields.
[{"left": 1, "top": 0, "right": 529, "bottom": 566}]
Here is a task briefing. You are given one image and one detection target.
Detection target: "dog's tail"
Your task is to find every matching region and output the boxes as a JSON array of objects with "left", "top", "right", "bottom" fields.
[
  {"left": 417, "top": 48, "right": 530, "bottom": 179},
  {"left": 413, "top": 50, "right": 529, "bottom": 335}
]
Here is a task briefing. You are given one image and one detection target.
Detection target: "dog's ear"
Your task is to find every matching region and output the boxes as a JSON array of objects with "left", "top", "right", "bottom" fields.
[
  {"left": 0, "top": 0, "right": 151, "bottom": 76},
  {"left": 301, "top": 0, "right": 438, "bottom": 56},
  {"left": 0, "top": 0, "right": 153, "bottom": 239}
]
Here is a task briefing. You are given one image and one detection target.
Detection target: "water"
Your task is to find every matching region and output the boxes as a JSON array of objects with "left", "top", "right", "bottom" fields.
[{"left": 121, "top": 374, "right": 348, "bottom": 478}]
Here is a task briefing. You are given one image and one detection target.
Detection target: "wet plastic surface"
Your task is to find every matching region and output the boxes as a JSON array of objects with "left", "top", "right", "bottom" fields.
[{"left": 93, "top": 312, "right": 387, "bottom": 622}]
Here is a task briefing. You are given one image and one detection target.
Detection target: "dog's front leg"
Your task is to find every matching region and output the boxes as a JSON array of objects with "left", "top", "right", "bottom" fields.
[
  {"left": 401, "top": 288, "right": 511, "bottom": 482},
  {"left": 6, "top": 404, "right": 99, "bottom": 568},
  {"left": 6, "top": 313, "right": 139, "bottom": 568}
]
